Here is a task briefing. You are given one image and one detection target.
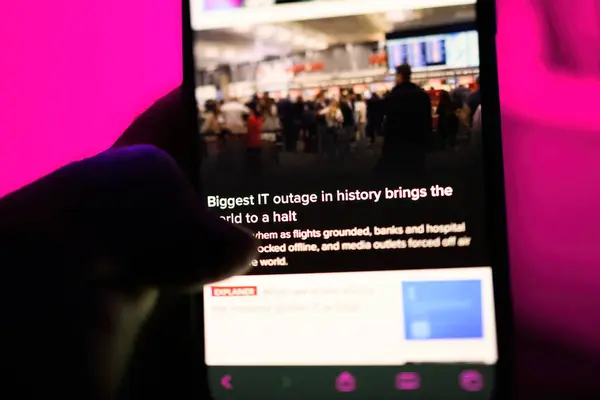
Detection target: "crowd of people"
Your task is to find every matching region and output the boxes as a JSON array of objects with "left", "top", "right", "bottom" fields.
[{"left": 198, "top": 64, "right": 482, "bottom": 176}]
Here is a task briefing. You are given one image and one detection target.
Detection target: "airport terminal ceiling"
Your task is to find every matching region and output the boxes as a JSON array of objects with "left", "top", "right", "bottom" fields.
[{"left": 193, "top": 4, "right": 475, "bottom": 68}]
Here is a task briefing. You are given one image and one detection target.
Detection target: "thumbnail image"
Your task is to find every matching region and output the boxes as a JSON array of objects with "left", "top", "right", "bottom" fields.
[
  {"left": 191, "top": 1, "right": 482, "bottom": 189},
  {"left": 402, "top": 280, "right": 483, "bottom": 340}
]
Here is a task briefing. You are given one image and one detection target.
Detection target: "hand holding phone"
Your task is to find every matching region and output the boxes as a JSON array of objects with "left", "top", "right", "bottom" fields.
[{"left": 0, "top": 94, "right": 256, "bottom": 400}]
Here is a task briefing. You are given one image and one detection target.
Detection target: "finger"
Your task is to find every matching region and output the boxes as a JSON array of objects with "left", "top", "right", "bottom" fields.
[
  {"left": 112, "top": 86, "right": 182, "bottom": 146},
  {"left": 112, "top": 86, "right": 199, "bottom": 187},
  {"left": 0, "top": 145, "right": 257, "bottom": 288}
]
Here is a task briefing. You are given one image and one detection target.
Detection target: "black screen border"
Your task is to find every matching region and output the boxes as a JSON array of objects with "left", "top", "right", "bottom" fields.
[{"left": 475, "top": 0, "right": 514, "bottom": 398}]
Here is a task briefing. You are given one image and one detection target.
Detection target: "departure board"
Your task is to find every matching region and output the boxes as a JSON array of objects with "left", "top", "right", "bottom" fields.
[{"left": 386, "top": 31, "right": 479, "bottom": 73}]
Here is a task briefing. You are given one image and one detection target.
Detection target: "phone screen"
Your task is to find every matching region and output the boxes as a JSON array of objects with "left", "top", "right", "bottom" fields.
[{"left": 189, "top": 0, "right": 500, "bottom": 398}]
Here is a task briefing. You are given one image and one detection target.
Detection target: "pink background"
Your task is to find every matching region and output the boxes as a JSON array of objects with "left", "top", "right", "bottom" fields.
[
  {"left": 1, "top": 0, "right": 600, "bottom": 396},
  {"left": 0, "top": 1, "right": 181, "bottom": 197},
  {"left": 496, "top": 0, "right": 600, "bottom": 395}
]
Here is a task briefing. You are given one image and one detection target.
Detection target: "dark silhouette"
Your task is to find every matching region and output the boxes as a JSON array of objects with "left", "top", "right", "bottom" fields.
[
  {"left": 436, "top": 90, "right": 459, "bottom": 149},
  {"left": 366, "top": 92, "right": 384, "bottom": 144},
  {"left": 292, "top": 96, "right": 305, "bottom": 152},
  {"left": 338, "top": 95, "right": 355, "bottom": 160},
  {"left": 245, "top": 103, "right": 263, "bottom": 175},
  {"left": 278, "top": 96, "right": 297, "bottom": 152},
  {"left": 303, "top": 101, "right": 319, "bottom": 153},
  {"left": 378, "top": 64, "right": 432, "bottom": 177}
]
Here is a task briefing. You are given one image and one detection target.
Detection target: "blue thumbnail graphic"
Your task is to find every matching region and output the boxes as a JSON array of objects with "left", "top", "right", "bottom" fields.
[{"left": 402, "top": 280, "right": 483, "bottom": 340}]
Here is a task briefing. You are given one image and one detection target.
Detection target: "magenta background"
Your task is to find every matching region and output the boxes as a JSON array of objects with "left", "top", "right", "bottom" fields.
[
  {"left": 0, "top": 2, "right": 182, "bottom": 197},
  {"left": 498, "top": 0, "right": 600, "bottom": 344},
  {"left": 496, "top": 0, "right": 600, "bottom": 394},
  {"left": 1, "top": 0, "right": 600, "bottom": 395}
]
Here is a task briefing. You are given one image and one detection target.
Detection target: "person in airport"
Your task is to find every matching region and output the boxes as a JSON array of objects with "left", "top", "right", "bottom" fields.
[
  {"left": 339, "top": 94, "right": 355, "bottom": 160},
  {"left": 218, "top": 97, "right": 250, "bottom": 168},
  {"left": 471, "top": 104, "right": 482, "bottom": 151},
  {"left": 436, "top": 90, "right": 460, "bottom": 150},
  {"left": 261, "top": 96, "right": 280, "bottom": 135},
  {"left": 315, "top": 91, "right": 329, "bottom": 159},
  {"left": 293, "top": 95, "right": 306, "bottom": 152},
  {"left": 260, "top": 96, "right": 281, "bottom": 166},
  {"left": 200, "top": 100, "right": 222, "bottom": 134},
  {"left": 247, "top": 93, "right": 260, "bottom": 111},
  {"left": 472, "top": 104, "right": 482, "bottom": 133},
  {"left": 366, "top": 92, "right": 384, "bottom": 145},
  {"left": 466, "top": 76, "right": 481, "bottom": 126},
  {"left": 220, "top": 97, "right": 250, "bottom": 136},
  {"left": 451, "top": 84, "right": 469, "bottom": 107},
  {"left": 199, "top": 100, "right": 222, "bottom": 158},
  {"left": 378, "top": 63, "right": 432, "bottom": 176},
  {"left": 318, "top": 97, "right": 344, "bottom": 161},
  {"left": 277, "top": 94, "right": 298, "bottom": 152},
  {"left": 245, "top": 102, "right": 264, "bottom": 175},
  {"left": 353, "top": 93, "right": 367, "bottom": 145},
  {"left": 303, "top": 100, "right": 319, "bottom": 153},
  {"left": 262, "top": 91, "right": 272, "bottom": 107}
]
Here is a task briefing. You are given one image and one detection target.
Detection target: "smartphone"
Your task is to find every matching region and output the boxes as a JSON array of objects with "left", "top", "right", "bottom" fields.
[{"left": 184, "top": 0, "right": 512, "bottom": 398}]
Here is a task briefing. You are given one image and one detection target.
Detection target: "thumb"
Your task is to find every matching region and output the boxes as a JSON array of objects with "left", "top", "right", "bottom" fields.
[{"left": 0, "top": 145, "right": 257, "bottom": 289}]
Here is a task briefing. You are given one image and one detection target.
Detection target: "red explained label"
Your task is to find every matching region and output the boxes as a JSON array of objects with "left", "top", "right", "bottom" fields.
[{"left": 211, "top": 286, "right": 258, "bottom": 297}]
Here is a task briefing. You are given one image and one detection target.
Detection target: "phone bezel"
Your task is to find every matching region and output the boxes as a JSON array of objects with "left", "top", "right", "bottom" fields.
[
  {"left": 475, "top": 0, "right": 515, "bottom": 398},
  {"left": 182, "top": 0, "right": 514, "bottom": 398},
  {"left": 182, "top": 1, "right": 213, "bottom": 398}
]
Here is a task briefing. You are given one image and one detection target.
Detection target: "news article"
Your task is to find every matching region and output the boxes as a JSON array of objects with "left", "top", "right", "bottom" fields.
[
  {"left": 208, "top": 186, "right": 474, "bottom": 268},
  {"left": 204, "top": 168, "right": 486, "bottom": 274},
  {"left": 194, "top": 2, "right": 486, "bottom": 275},
  {"left": 204, "top": 268, "right": 498, "bottom": 367}
]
